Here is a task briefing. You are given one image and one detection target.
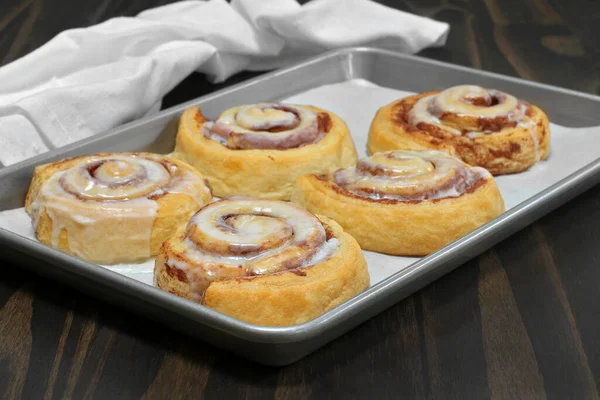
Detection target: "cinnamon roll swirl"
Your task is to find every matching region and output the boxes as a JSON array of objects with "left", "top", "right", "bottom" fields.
[
  {"left": 367, "top": 85, "right": 550, "bottom": 175},
  {"left": 173, "top": 103, "right": 358, "bottom": 200},
  {"left": 155, "top": 197, "right": 369, "bottom": 326},
  {"left": 25, "top": 153, "right": 212, "bottom": 264},
  {"left": 292, "top": 150, "right": 505, "bottom": 256}
]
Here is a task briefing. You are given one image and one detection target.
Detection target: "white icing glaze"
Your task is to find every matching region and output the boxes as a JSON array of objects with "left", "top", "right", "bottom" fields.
[
  {"left": 334, "top": 150, "right": 490, "bottom": 201},
  {"left": 202, "top": 121, "right": 227, "bottom": 145},
  {"left": 160, "top": 160, "right": 212, "bottom": 206},
  {"left": 188, "top": 199, "right": 322, "bottom": 255},
  {"left": 236, "top": 105, "right": 298, "bottom": 130},
  {"left": 520, "top": 118, "right": 541, "bottom": 161},
  {"left": 408, "top": 85, "right": 531, "bottom": 136},
  {"left": 60, "top": 156, "right": 170, "bottom": 200},
  {"left": 29, "top": 154, "right": 209, "bottom": 263},
  {"left": 203, "top": 103, "right": 325, "bottom": 149},
  {"left": 302, "top": 238, "right": 339, "bottom": 267},
  {"left": 40, "top": 193, "right": 158, "bottom": 260},
  {"left": 165, "top": 198, "right": 337, "bottom": 300}
]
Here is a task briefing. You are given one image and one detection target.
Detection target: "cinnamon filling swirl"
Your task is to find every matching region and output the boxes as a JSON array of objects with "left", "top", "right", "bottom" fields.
[
  {"left": 333, "top": 151, "right": 489, "bottom": 201},
  {"left": 203, "top": 103, "right": 329, "bottom": 150},
  {"left": 164, "top": 198, "right": 339, "bottom": 300},
  {"left": 59, "top": 157, "right": 171, "bottom": 200},
  {"left": 408, "top": 85, "right": 532, "bottom": 137}
]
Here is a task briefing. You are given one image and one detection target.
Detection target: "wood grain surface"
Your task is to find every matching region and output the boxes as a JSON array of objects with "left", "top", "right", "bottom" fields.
[{"left": 1, "top": 0, "right": 600, "bottom": 399}]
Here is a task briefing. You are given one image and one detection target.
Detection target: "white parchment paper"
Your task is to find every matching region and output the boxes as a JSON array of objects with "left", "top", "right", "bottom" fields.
[{"left": 2, "top": 79, "right": 600, "bottom": 287}]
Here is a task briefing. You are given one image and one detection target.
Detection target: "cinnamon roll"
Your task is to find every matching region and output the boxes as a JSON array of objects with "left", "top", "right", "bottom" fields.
[
  {"left": 292, "top": 150, "right": 505, "bottom": 256},
  {"left": 173, "top": 103, "right": 358, "bottom": 200},
  {"left": 155, "top": 197, "right": 369, "bottom": 326},
  {"left": 367, "top": 85, "right": 550, "bottom": 175},
  {"left": 25, "top": 153, "right": 212, "bottom": 264}
]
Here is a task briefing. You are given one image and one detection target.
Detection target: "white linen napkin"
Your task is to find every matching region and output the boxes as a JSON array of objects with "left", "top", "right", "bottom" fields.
[{"left": 0, "top": 0, "right": 449, "bottom": 167}]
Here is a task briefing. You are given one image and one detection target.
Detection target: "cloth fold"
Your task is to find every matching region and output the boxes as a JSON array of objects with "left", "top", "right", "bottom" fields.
[{"left": 0, "top": 0, "right": 449, "bottom": 166}]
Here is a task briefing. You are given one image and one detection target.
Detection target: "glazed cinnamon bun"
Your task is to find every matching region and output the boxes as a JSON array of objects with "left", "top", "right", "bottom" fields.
[
  {"left": 367, "top": 85, "right": 550, "bottom": 175},
  {"left": 173, "top": 103, "right": 358, "bottom": 200},
  {"left": 25, "top": 153, "right": 212, "bottom": 264},
  {"left": 155, "top": 197, "right": 369, "bottom": 326},
  {"left": 292, "top": 150, "right": 505, "bottom": 256}
]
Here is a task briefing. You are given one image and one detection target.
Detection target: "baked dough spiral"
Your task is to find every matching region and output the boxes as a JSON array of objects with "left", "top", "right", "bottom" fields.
[
  {"left": 25, "top": 153, "right": 212, "bottom": 264},
  {"left": 173, "top": 103, "right": 358, "bottom": 200},
  {"left": 292, "top": 150, "right": 505, "bottom": 256},
  {"left": 155, "top": 197, "right": 369, "bottom": 326},
  {"left": 367, "top": 85, "right": 550, "bottom": 175}
]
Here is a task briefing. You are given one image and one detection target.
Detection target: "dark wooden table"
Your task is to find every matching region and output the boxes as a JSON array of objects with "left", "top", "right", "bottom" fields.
[{"left": 1, "top": 1, "right": 600, "bottom": 399}]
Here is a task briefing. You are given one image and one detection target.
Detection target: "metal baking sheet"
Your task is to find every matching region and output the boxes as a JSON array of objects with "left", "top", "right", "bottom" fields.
[{"left": 1, "top": 48, "right": 600, "bottom": 366}]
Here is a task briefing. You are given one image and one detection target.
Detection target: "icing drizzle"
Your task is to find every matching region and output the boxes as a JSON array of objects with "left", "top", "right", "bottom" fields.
[
  {"left": 202, "top": 103, "right": 327, "bottom": 150},
  {"left": 333, "top": 150, "right": 490, "bottom": 201},
  {"left": 29, "top": 153, "right": 211, "bottom": 264}
]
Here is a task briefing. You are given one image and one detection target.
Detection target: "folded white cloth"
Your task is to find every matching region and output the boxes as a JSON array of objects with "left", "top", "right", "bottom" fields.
[{"left": 0, "top": 0, "right": 449, "bottom": 167}]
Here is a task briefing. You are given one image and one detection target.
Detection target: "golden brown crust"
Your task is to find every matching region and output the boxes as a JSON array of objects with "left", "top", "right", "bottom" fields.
[
  {"left": 154, "top": 215, "right": 370, "bottom": 326},
  {"left": 291, "top": 174, "right": 505, "bottom": 256},
  {"left": 25, "top": 152, "right": 212, "bottom": 264},
  {"left": 367, "top": 91, "right": 551, "bottom": 175},
  {"left": 173, "top": 106, "right": 359, "bottom": 200}
]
